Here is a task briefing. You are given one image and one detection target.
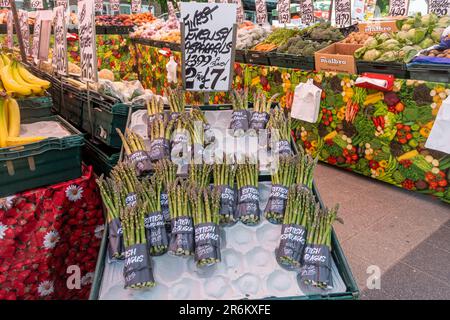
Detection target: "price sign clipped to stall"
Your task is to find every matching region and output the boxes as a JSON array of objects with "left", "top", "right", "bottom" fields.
[
  {"left": 31, "top": 0, "right": 44, "bottom": 9},
  {"left": 181, "top": 2, "right": 237, "bottom": 91},
  {"left": 428, "top": 0, "right": 449, "bottom": 16},
  {"left": 300, "top": 0, "right": 315, "bottom": 25},
  {"left": 255, "top": 0, "right": 268, "bottom": 24},
  {"left": 335, "top": 0, "right": 352, "bottom": 27},
  {"left": 56, "top": 0, "right": 68, "bottom": 11},
  {"left": 230, "top": 0, "right": 244, "bottom": 24},
  {"left": 95, "top": 0, "right": 103, "bottom": 13},
  {"left": 277, "top": 0, "right": 291, "bottom": 24},
  {"left": 131, "top": 0, "right": 141, "bottom": 13},
  {"left": 32, "top": 10, "right": 52, "bottom": 61},
  {"left": 53, "top": 5, "right": 68, "bottom": 75},
  {"left": 110, "top": 0, "right": 120, "bottom": 14},
  {"left": 0, "top": 0, "right": 10, "bottom": 7},
  {"left": 32, "top": 11, "right": 42, "bottom": 59},
  {"left": 18, "top": 10, "right": 30, "bottom": 56},
  {"left": 78, "top": 0, "right": 98, "bottom": 82},
  {"left": 168, "top": 1, "right": 177, "bottom": 19},
  {"left": 6, "top": 10, "right": 12, "bottom": 49},
  {"left": 388, "top": 0, "right": 409, "bottom": 16}
]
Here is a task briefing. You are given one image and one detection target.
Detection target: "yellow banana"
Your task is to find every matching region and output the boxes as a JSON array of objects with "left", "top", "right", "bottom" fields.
[
  {"left": 10, "top": 63, "right": 44, "bottom": 95},
  {"left": 0, "top": 57, "right": 4, "bottom": 69},
  {"left": 6, "top": 136, "right": 46, "bottom": 147},
  {"left": 7, "top": 98, "right": 20, "bottom": 138},
  {"left": 0, "top": 65, "right": 32, "bottom": 96},
  {"left": 1, "top": 54, "right": 11, "bottom": 66},
  {"left": 0, "top": 99, "right": 8, "bottom": 148},
  {"left": 17, "top": 63, "right": 50, "bottom": 89}
]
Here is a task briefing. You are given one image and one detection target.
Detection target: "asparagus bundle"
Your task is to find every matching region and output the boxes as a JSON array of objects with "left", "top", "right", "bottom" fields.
[
  {"left": 190, "top": 106, "right": 214, "bottom": 146},
  {"left": 116, "top": 128, "right": 152, "bottom": 176},
  {"left": 155, "top": 159, "right": 178, "bottom": 222},
  {"left": 300, "top": 205, "right": 339, "bottom": 289},
  {"left": 296, "top": 148, "right": 319, "bottom": 189},
  {"left": 110, "top": 162, "right": 140, "bottom": 208},
  {"left": 249, "top": 91, "right": 279, "bottom": 135},
  {"left": 97, "top": 175, "right": 124, "bottom": 259},
  {"left": 146, "top": 95, "right": 165, "bottom": 127},
  {"left": 166, "top": 87, "right": 185, "bottom": 121},
  {"left": 121, "top": 205, "right": 156, "bottom": 289},
  {"left": 267, "top": 108, "right": 292, "bottom": 156},
  {"left": 236, "top": 158, "right": 260, "bottom": 225},
  {"left": 264, "top": 155, "right": 297, "bottom": 224},
  {"left": 188, "top": 162, "right": 212, "bottom": 189},
  {"left": 168, "top": 179, "right": 195, "bottom": 256},
  {"left": 213, "top": 157, "right": 237, "bottom": 225},
  {"left": 229, "top": 88, "right": 249, "bottom": 137},
  {"left": 277, "top": 186, "right": 316, "bottom": 269},
  {"left": 148, "top": 113, "right": 172, "bottom": 162},
  {"left": 139, "top": 176, "right": 169, "bottom": 256},
  {"left": 190, "top": 187, "right": 221, "bottom": 267}
]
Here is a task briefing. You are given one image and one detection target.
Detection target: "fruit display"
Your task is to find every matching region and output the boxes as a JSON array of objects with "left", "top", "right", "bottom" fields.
[
  {"left": 95, "top": 13, "right": 156, "bottom": 27},
  {"left": 130, "top": 17, "right": 180, "bottom": 42},
  {"left": 354, "top": 13, "right": 448, "bottom": 63},
  {"left": 341, "top": 32, "right": 371, "bottom": 44},
  {"left": 0, "top": 54, "right": 50, "bottom": 97},
  {"left": 236, "top": 21, "right": 271, "bottom": 50}
]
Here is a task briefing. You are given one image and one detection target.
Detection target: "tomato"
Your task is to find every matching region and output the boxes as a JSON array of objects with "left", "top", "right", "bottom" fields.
[
  {"left": 438, "top": 179, "right": 448, "bottom": 187},
  {"left": 396, "top": 123, "right": 404, "bottom": 129}
]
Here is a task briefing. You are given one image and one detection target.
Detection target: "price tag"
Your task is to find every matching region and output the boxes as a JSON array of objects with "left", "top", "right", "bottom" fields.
[
  {"left": 18, "top": 10, "right": 30, "bottom": 57},
  {"left": 6, "top": 10, "right": 12, "bottom": 49},
  {"left": 31, "top": 0, "right": 44, "bottom": 9},
  {"left": 95, "top": 0, "right": 103, "bottom": 13},
  {"left": 428, "top": 0, "right": 449, "bottom": 16},
  {"left": 388, "top": 0, "right": 409, "bottom": 16},
  {"left": 0, "top": 0, "right": 10, "bottom": 7},
  {"left": 255, "top": 0, "right": 267, "bottom": 24},
  {"left": 78, "top": 0, "right": 98, "bottom": 82},
  {"left": 230, "top": 0, "right": 244, "bottom": 24},
  {"left": 300, "top": 0, "right": 314, "bottom": 25},
  {"left": 56, "top": 0, "right": 68, "bottom": 11},
  {"left": 277, "top": 0, "right": 291, "bottom": 24},
  {"left": 220, "top": 0, "right": 228, "bottom": 3},
  {"left": 131, "top": 0, "right": 141, "bottom": 13},
  {"left": 110, "top": 0, "right": 120, "bottom": 14},
  {"left": 32, "top": 10, "right": 52, "bottom": 61},
  {"left": 335, "top": 0, "right": 351, "bottom": 27},
  {"left": 53, "top": 5, "right": 68, "bottom": 75},
  {"left": 181, "top": 2, "right": 237, "bottom": 91},
  {"left": 168, "top": 1, "right": 177, "bottom": 19}
]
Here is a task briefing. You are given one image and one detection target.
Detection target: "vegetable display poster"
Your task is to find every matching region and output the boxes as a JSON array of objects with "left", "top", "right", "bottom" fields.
[
  {"left": 388, "top": 0, "right": 409, "bottom": 16},
  {"left": 181, "top": 2, "right": 236, "bottom": 91},
  {"left": 428, "top": 0, "right": 449, "bottom": 16},
  {"left": 78, "top": 0, "right": 98, "bottom": 82}
]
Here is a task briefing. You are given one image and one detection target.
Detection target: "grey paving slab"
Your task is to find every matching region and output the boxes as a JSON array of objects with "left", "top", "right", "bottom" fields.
[
  {"left": 425, "top": 224, "right": 450, "bottom": 254},
  {"left": 375, "top": 262, "right": 450, "bottom": 300},
  {"left": 360, "top": 288, "right": 397, "bottom": 300},
  {"left": 401, "top": 242, "right": 450, "bottom": 283}
]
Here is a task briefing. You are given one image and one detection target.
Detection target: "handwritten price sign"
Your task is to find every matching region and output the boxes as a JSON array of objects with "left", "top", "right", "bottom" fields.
[
  {"left": 277, "top": 0, "right": 291, "bottom": 24},
  {"left": 335, "top": 0, "right": 351, "bottom": 27},
  {"left": 95, "top": 0, "right": 103, "bottom": 13},
  {"left": 428, "top": 0, "right": 449, "bottom": 16},
  {"left": 110, "top": 0, "right": 120, "bottom": 13},
  {"left": 53, "top": 5, "right": 68, "bottom": 75},
  {"left": 181, "top": 2, "right": 236, "bottom": 91},
  {"left": 18, "top": 10, "right": 30, "bottom": 57},
  {"left": 230, "top": 0, "right": 245, "bottom": 24},
  {"left": 389, "top": 0, "right": 409, "bottom": 16},
  {"left": 0, "top": 0, "right": 10, "bottom": 7},
  {"left": 6, "top": 10, "right": 12, "bottom": 49},
  {"left": 56, "top": 0, "right": 68, "bottom": 11},
  {"left": 255, "top": 0, "right": 268, "bottom": 24},
  {"left": 79, "top": 0, "right": 98, "bottom": 82},
  {"left": 300, "top": 0, "right": 314, "bottom": 25},
  {"left": 131, "top": 0, "right": 141, "bottom": 13},
  {"left": 31, "top": 0, "right": 44, "bottom": 9}
]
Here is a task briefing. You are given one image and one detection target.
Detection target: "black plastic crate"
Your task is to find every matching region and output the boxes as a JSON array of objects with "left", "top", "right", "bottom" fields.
[
  {"left": 269, "top": 52, "right": 315, "bottom": 70},
  {"left": 245, "top": 50, "right": 272, "bottom": 65},
  {"left": 82, "top": 138, "right": 120, "bottom": 176},
  {"left": 235, "top": 49, "right": 246, "bottom": 63},
  {"left": 17, "top": 95, "right": 53, "bottom": 120},
  {"left": 408, "top": 63, "right": 450, "bottom": 83},
  {"left": 105, "top": 25, "right": 133, "bottom": 35},
  {"left": 59, "top": 84, "right": 87, "bottom": 128},
  {"left": 356, "top": 61, "right": 409, "bottom": 79}
]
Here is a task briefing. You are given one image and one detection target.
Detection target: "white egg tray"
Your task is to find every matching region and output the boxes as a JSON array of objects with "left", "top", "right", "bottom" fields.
[{"left": 98, "top": 181, "right": 347, "bottom": 300}]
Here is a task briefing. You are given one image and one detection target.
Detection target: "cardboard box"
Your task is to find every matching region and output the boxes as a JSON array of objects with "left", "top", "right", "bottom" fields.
[
  {"left": 358, "top": 20, "right": 399, "bottom": 34},
  {"left": 314, "top": 43, "right": 363, "bottom": 74}
]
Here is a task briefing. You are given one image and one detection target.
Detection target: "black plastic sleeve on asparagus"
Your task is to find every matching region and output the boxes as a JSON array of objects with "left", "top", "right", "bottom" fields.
[
  {"left": 123, "top": 243, "right": 155, "bottom": 288},
  {"left": 274, "top": 140, "right": 292, "bottom": 156},
  {"left": 300, "top": 244, "right": 332, "bottom": 287},
  {"left": 236, "top": 185, "right": 260, "bottom": 221},
  {"left": 168, "top": 216, "right": 195, "bottom": 255},
  {"left": 249, "top": 111, "right": 270, "bottom": 131},
  {"left": 108, "top": 218, "right": 124, "bottom": 260},
  {"left": 194, "top": 222, "right": 221, "bottom": 264},
  {"left": 128, "top": 150, "right": 152, "bottom": 176},
  {"left": 264, "top": 184, "right": 289, "bottom": 216},
  {"left": 160, "top": 191, "right": 170, "bottom": 222},
  {"left": 148, "top": 138, "right": 170, "bottom": 162},
  {"left": 229, "top": 109, "right": 250, "bottom": 131},
  {"left": 216, "top": 185, "right": 236, "bottom": 217},
  {"left": 276, "top": 223, "right": 307, "bottom": 269},
  {"left": 144, "top": 211, "right": 169, "bottom": 255}
]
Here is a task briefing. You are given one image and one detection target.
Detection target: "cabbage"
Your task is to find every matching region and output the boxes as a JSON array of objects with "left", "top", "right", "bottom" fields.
[
  {"left": 378, "top": 51, "right": 398, "bottom": 62},
  {"left": 438, "top": 16, "right": 450, "bottom": 28},
  {"left": 381, "top": 39, "right": 401, "bottom": 50},
  {"left": 401, "top": 46, "right": 418, "bottom": 63},
  {"left": 431, "top": 28, "right": 444, "bottom": 42},
  {"left": 401, "top": 24, "right": 412, "bottom": 31},
  {"left": 396, "top": 31, "right": 409, "bottom": 42},
  {"left": 419, "top": 38, "right": 434, "bottom": 49},
  {"left": 363, "top": 37, "right": 378, "bottom": 49},
  {"left": 377, "top": 33, "right": 392, "bottom": 42},
  {"left": 406, "top": 28, "right": 426, "bottom": 44},
  {"left": 422, "top": 13, "right": 439, "bottom": 27},
  {"left": 363, "top": 49, "right": 381, "bottom": 61},
  {"left": 354, "top": 46, "right": 367, "bottom": 59}
]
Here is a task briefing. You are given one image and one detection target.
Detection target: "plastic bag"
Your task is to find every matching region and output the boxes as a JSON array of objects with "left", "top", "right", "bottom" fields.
[
  {"left": 425, "top": 96, "right": 450, "bottom": 154},
  {"left": 291, "top": 79, "right": 322, "bottom": 123}
]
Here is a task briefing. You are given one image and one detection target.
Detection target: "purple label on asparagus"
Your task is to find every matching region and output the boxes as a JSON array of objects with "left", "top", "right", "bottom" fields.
[
  {"left": 249, "top": 111, "right": 269, "bottom": 131},
  {"left": 125, "top": 193, "right": 137, "bottom": 208},
  {"left": 217, "top": 185, "right": 236, "bottom": 217},
  {"left": 128, "top": 150, "right": 152, "bottom": 176},
  {"left": 169, "top": 216, "right": 195, "bottom": 255},
  {"left": 169, "top": 111, "right": 180, "bottom": 122},
  {"left": 123, "top": 243, "right": 155, "bottom": 288},
  {"left": 230, "top": 110, "right": 250, "bottom": 131},
  {"left": 302, "top": 244, "right": 331, "bottom": 268},
  {"left": 264, "top": 184, "right": 289, "bottom": 218},
  {"left": 300, "top": 244, "right": 333, "bottom": 286},
  {"left": 238, "top": 185, "right": 259, "bottom": 203},
  {"left": 144, "top": 212, "right": 169, "bottom": 255},
  {"left": 276, "top": 140, "right": 292, "bottom": 155},
  {"left": 194, "top": 223, "right": 221, "bottom": 264},
  {"left": 149, "top": 138, "right": 170, "bottom": 162},
  {"left": 171, "top": 216, "right": 194, "bottom": 234},
  {"left": 108, "top": 218, "right": 124, "bottom": 260},
  {"left": 160, "top": 192, "right": 170, "bottom": 222},
  {"left": 276, "top": 223, "right": 307, "bottom": 269}
]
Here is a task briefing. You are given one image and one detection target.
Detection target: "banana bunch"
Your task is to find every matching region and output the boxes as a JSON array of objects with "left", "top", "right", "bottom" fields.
[
  {"left": 0, "top": 54, "right": 50, "bottom": 97},
  {"left": 0, "top": 98, "right": 45, "bottom": 148}
]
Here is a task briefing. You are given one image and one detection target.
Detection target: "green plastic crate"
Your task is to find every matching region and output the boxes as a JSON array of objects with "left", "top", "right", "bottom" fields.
[
  {"left": 0, "top": 116, "right": 84, "bottom": 197},
  {"left": 82, "top": 138, "right": 120, "bottom": 176},
  {"left": 17, "top": 95, "right": 53, "bottom": 120}
]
